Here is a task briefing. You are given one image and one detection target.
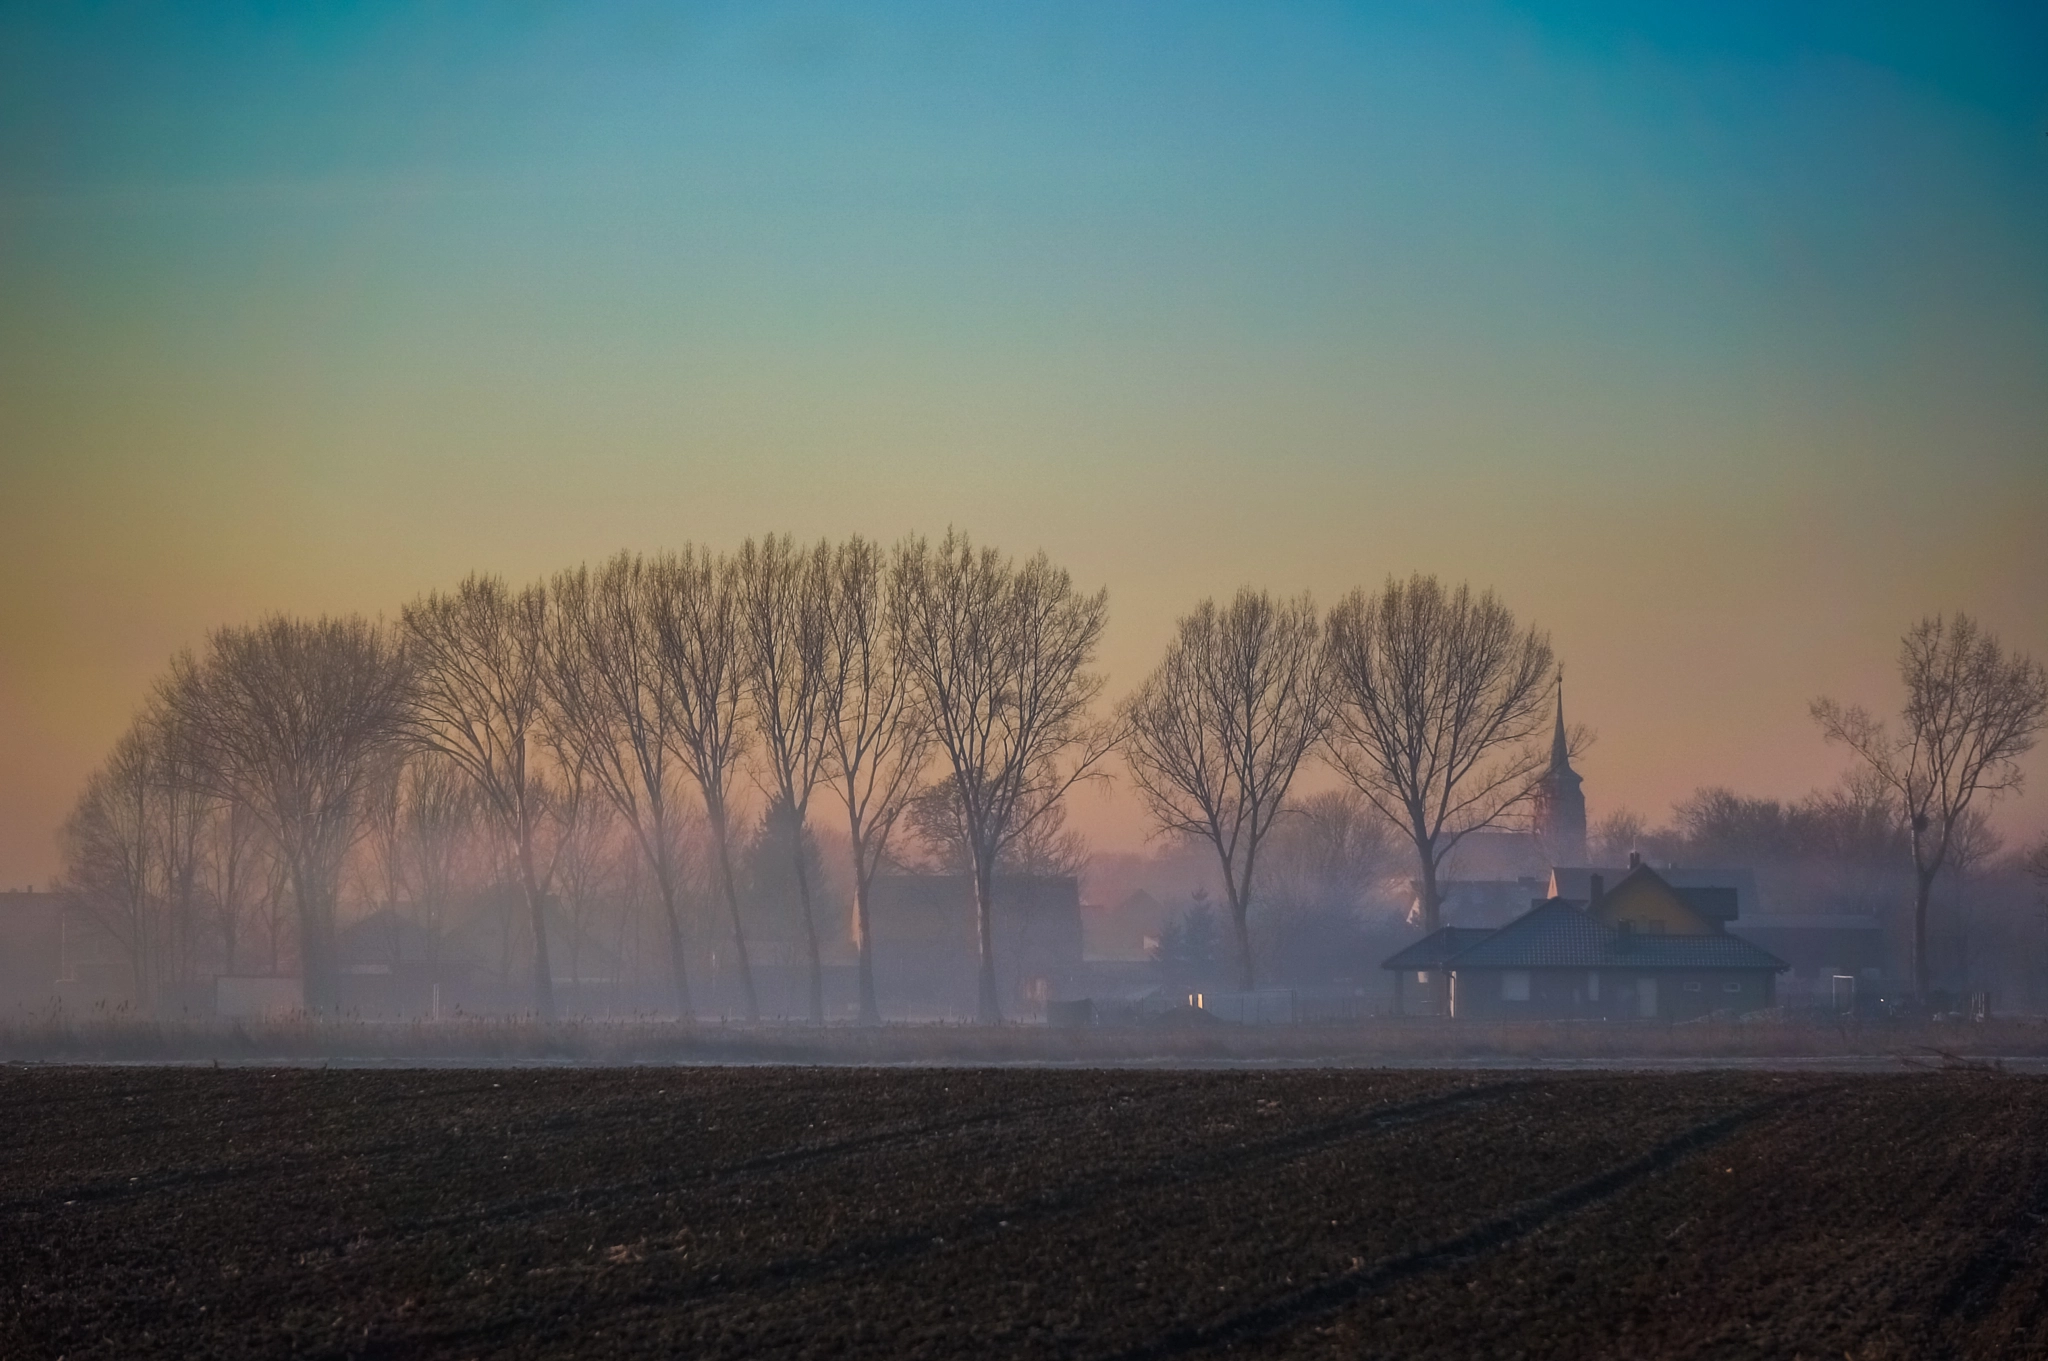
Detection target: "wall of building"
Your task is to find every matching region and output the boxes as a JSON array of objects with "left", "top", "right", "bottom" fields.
[{"left": 1451, "top": 967, "right": 1776, "bottom": 1020}]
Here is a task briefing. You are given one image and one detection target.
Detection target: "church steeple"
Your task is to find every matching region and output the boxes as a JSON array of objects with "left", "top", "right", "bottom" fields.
[
  {"left": 1533, "top": 672, "right": 1587, "bottom": 866},
  {"left": 1550, "top": 678, "right": 1571, "bottom": 772}
]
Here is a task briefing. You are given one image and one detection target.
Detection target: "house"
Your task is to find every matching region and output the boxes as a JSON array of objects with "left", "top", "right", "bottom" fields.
[
  {"left": 1383, "top": 857, "right": 1786, "bottom": 1020},
  {"left": 1382, "top": 926, "right": 1495, "bottom": 1016},
  {"left": 865, "top": 873, "right": 1083, "bottom": 1019}
]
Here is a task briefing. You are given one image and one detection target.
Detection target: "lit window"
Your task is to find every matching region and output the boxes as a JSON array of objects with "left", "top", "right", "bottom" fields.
[{"left": 1502, "top": 971, "right": 1531, "bottom": 1001}]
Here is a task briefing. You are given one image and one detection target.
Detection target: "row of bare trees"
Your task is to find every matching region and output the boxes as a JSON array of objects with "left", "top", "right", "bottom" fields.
[
  {"left": 62, "top": 532, "right": 1115, "bottom": 1023},
  {"left": 1123, "top": 577, "right": 1563, "bottom": 990},
  {"left": 63, "top": 536, "right": 2043, "bottom": 1015}
]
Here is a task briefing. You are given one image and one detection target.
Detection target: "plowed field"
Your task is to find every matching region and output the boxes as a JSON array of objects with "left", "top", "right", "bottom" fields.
[{"left": 4, "top": 1066, "right": 2046, "bottom": 1359}]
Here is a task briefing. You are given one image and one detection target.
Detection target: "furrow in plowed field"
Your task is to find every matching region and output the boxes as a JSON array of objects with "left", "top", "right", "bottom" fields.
[{"left": 3, "top": 1067, "right": 2044, "bottom": 1359}]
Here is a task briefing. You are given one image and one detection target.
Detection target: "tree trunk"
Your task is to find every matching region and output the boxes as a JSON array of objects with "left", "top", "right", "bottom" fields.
[
  {"left": 792, "top": 838, "right": 824, "bottom": 1025},
  {"left": 854, "top": 868, "right": 880, "bottom": 1026},
  {"left": 1413, "top": 839, "right": 1449, "bottom": 1014},
  {"left": 711, "top": 809, "right": 760, "bottom": 1022},
  {"left": 1230, "top": 846, "right": 1261, "bottom": 992},
  {"left": 653, "top": 865, "right": 695, "bottom": 1021},
  {"left": 1913, "top": 864, "right": 1935, "bottom": 1003},
  {"left": 973, "top": 854, "right": 1002, "bottom": 1025},
  {"left": 1228, "top": 899, "right": 1253, "bottom": 993},
  {"left": 1416, "top": 842, "right": 1443, "bottom": 935},
  {"left": 517, "top": 833, "right": 557, "bottom": 1021},
  {"left": 294, "top": 858, "right": 337, "bottom": 1013}
]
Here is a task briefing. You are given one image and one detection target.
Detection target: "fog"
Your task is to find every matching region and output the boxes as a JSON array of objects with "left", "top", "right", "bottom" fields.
[{"left": 8, "top": 535, "right": 2044, "bottom": 1062}]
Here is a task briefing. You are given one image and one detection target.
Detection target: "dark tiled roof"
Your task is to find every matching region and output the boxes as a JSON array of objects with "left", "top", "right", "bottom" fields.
[
  {"left": 1381, "top": 927, "right": 1496, "bottom": 971},
  {"left": 1400, "top": 898, "right": 1788, "bottom": 973},
  {"left": 1445, "top": 901, "right": 1617, "bottom": 969},
  {"left": 1596, "top": 932, "right": 1787, "bottom": 971}
]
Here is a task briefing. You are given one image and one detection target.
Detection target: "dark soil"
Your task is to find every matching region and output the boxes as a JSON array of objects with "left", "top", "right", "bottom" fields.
[{"left": 3, "top": 1066, "right": 2046, "bottom": 1359}]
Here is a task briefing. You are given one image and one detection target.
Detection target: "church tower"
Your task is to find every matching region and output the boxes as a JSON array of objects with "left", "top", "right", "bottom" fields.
[{"left": 1532, "top": 680, "right": 1587, "bottom": 866}]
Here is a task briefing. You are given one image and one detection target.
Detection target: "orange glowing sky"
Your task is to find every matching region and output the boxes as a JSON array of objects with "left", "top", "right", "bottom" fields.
[{"left": 3, "top": 4, "right": 2045, "bottom": 887}]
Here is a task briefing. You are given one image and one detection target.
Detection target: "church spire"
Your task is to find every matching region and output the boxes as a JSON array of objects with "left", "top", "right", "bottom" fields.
[
  {"left": 1534, "top": 669, "right": 1587, "bottom": 866},
  {"left": 1550, "top": 672, "right": 1571, "bottom": 771}
]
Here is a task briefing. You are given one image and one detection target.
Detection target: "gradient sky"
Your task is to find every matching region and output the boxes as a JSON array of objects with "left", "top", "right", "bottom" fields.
[{"left": 3, "top": 2, "right": 2045, "bottom": 887}]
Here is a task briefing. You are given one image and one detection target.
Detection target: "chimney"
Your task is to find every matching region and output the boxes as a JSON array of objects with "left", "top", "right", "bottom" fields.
[
  {"left": 1589, "top": 873, "right": 1605, "bottom": 910},
  {"left": 1627, "top": 850, "right": 1641, "bottom": 870}
]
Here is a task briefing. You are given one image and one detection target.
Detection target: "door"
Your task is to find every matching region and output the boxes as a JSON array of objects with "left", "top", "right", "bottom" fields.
[{"left": 1637, "top": 978, "right": 1658, "bottom": 1018}]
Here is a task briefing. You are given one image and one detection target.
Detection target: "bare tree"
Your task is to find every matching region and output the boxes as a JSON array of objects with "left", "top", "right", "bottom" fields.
[
  {"left": 1259, "top": 789, "right": 1399, "bottom": 917},
  {"left": 1813, "top": 613, "right": 2048, "bottom": 998},
  {"left": 738, "top": 534, "right": 835, "bottom": 1024},
  {"left": 822, "top": 535, "right": 928, "bottom": 1024},
  {"left": 60, "top": 722, "right": 167, "bottom": 1009},
  {"left": 402, "top": 750, "right": 481, "bottom": 996},
  {"left": 1589, "top": 808, "right": 1649, "bottom": 866},
  {"left": 544, "top": 554, "right": 696, "bottom": 1018},
  {"left": 906, "top": 778, "right": 1091, "bottom": 878},
  {"left": 1123, "top": 589, "right": 1327, "bottom": 990},
  {"left": 158, "top": 615, "right": 411, "bottom": 1010},
  {"left": 1322, "top": 575, "right": 1557, "bottom": 935},
  {"left": 148, "top": 706, "right": 214, "bottom": 998},
  {"left": 402, "top": 575, "right": 559, "bottom": 1019},
  {"left": 648, "top": 546, "right": 760, "bottom": 1021},
  {"left": 547, "top": 753, "right": 625, "bottom": 1015},
  {"left": 197, "top": 791, "right": 264, "bottom": 977},
  {"left": 355, "top": 752, "right": 410, "bottom": 923},
  {"left": 890, "top": 532, "right": 1115, "bottom": 1023}
]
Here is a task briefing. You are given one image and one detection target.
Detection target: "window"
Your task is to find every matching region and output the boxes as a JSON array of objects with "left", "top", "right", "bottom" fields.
[
  {"left": 1502, "top": 971, "right": 1531, "bottom": 1001},
  {"left": 1683, "top": 980, "right": 1702, "bottom": 993},
  {"left": 1722, "top": 981, "right": 1744, "bottom": 994},
  {"left": 1586, "top": 971, "right": 1600, "bottom": 1001}
]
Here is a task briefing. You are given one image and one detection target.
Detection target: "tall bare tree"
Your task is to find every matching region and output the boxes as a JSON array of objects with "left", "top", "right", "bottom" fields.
[
  {"left": 1123, "top": 589, "right": 1327, "bottom": 990},
  {"left": 60, "top": 721, "right": 169, "bottom": 1009},
  {"left": 890, "top": 531, "right": 1115, "bottom": 1023},
  {"left": 822, "top": 535, "right": 928, "bottom": 1025},
  {"left": 547, "top": 752, "right": 625, "bottom": 1014},
  {"left": 738, "top": 534, "right": 835, "bottom": 1024},
  {"left": 401, "top": 750, "right": 480, "bottom": 998},
  {"left": 1813, "top": 613, "right": 2048, "bottom": 999},
  {"left": 646, "top": 547, "right": 759, "bottom": 1021},
  {"left": 197, "top": 788, "right": 264, "bottom": 976},
  {"left": 402, "top": 574, "right": 559, "bottom": 1019},
  {"left": 544, "top": 554, "right": 695, "bottom": 1018},
  {"left": 158, "top": 615, "right": 411, "bottom": 1010},
  {"left": 1322, "top": 575, "right": 1556, "bottom": 935},
  {"left": 908, "top": 778, "right": 1090, "bottom": 878}
]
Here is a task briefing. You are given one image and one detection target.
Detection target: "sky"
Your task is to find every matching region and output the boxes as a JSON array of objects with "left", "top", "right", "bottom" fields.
[{"left": 2, "top": 1, "right": 2045, "bottom": 888}]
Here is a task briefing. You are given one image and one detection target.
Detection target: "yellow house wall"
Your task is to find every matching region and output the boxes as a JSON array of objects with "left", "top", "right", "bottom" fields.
[{"left": 1587, "top": 876, "right": 1717, "bottom": 935}]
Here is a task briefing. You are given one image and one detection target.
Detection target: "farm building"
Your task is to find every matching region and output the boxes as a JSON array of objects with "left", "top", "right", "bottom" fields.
[{"left": 1384, "top": 857, "right": 1786, "bottom": 1020}]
